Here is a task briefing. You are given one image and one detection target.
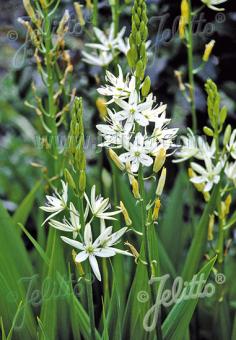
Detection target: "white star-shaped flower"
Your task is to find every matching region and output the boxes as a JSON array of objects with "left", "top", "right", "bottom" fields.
[
  {"left": 40, "top": 181, "right": 68, "bottom": 225},
  {"left": 225, "top": 162, "right": 236, "bottom": 187},
  {"left": 97, "top": 65, "right": 136, "bottom": 102},
  {"left": 84, "top": 185, "right": 121, "bottom": 220},
  {"left": 190, "top": 157, "right": 223, "bottom": 192},
  {"left": 85, "top": 24, "right": 126, "bottom": 52},
  {"left": 119, "top": 132, "right": 153, "bottom": 173},
  {"left": 96, "top": 108, "right": 131, "bottom": 149},
  {"left": 61, "top": 224, "right": 132, "bottom": 281},
  {"left": 227, "top": 129, "right": 236, "bottom": 160},
  {"left": 115, "top": 90, "right": 154, "bottom": 128},
  {"left": 49, "top": 202, "right": 89, "bottom": 239}
]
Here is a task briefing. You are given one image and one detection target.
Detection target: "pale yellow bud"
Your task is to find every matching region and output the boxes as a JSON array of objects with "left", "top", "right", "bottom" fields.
[
  {"left": 120, "top": 201, "right": 132, "bottom": 226},
  {"left": 225, "top": 194, "right": 232, "bottom": 216},
  {"left": 153, "top": 147, "right": 166, "bottom": 173},
  {"left": 208, "top": 214, "right": 214, "bottom": 241},
  {"left": 152, "top": 198, "right": 161, "bottom": 221},
  {"left": 124, "top": 241, "right": 139, "bottom": 262},
  {"left": 156, "top": 167, "right": 166, "bottom": 196},
  {"left": 203, "top": 192, "right": 210, "bottom": 202},
  {"left": 74, "top": 2, "right": 85, "bottom": 26},
  {"left": 203, "top": 40, "right": 215, "bottom": 62},
  {"left": 96, "top": 97, "right": 107, "bottom": 120},
  {"left": 174, "top": 70, "right": 185, "bottom": 91},
  {"left": 39, "top": 0, "right": 47, "bottom": 9},
  {"left": 188, "top": 168, "right": 204, "bottom": 192},
  {"left": 131, "top": 177, "right": 141, "bottom": 199},
  {"left": 57, "top": 10, "right": 70, "bottom": 36},
  {"left": 108, "top": 149, "right": 125, "bottom": 171},
  {"left": 72, "top": 250, "right": 85, "bottom": 276},
  {"left": 179, "top": 0, "right": 189, "bottom": 39},
  {"left": 23, "top": 0, "right": 37, "bottom": 23},
  {"left": 85, "top": 0, "right": 93, "bottom": 10}
]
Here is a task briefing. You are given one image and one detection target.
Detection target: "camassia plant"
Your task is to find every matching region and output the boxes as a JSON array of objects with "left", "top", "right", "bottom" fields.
[{"left": 1, "top": 1, "right": 235, "bottom": 340}]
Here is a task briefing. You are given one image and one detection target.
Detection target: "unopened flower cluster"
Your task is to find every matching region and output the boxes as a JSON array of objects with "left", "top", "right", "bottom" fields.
[{"left": 174, "top": 80, "right": 236, "bottom": 193}]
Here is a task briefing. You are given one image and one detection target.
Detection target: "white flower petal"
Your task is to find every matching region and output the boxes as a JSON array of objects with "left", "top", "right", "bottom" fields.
[
  {"left": 61, "top": 236, "right": 84, "bottom": 250},
  {"left": 75, "top": 251, "right": 89, "bottom": 263},
  {"left": 89, "top": 255, "right": 101, "bottom": 281}
]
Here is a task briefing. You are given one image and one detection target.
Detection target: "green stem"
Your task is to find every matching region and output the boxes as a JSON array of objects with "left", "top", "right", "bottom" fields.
[
  {"left": 187, "top": 0, "right": 197, "bottom": 133},
  {"left": 111, "top": 0, "right": 120, "bottom": 36},
  {"left": 92, "top": 0, "right": 98, "bottom": 27},
  {"left": 85, "top": 266, "right": 97, "bottom": 340},
  {"left": 78, "top": 197, "right": 96, "bottom": 340},
  {"left": 138, "top": 167, "right": 162, "bottom": 339},
  {"left": 44, "top": 9, "right": 59, "bottom": 177},
  {"left": 138, "top": 167, "right": 148, "bottom": 264}
]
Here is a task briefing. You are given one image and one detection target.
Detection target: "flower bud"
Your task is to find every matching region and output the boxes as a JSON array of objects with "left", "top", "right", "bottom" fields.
[
  {"left": 225, "top": 194, "right": 232, "bottom": 216},
  {"left": 174, "top": 70, "right": 185, "bottom": 91},
  {"left": 96, "top": 97, "right": 107, "bottom": 120},
  {"left": 223, "top": 124, "right": 232, "bottom": 146},
  {"left": 134, "top": 13, "right": 140, "bottom": 26},
  {"left": 120, "top": 201, "right": 132, "bottom": 226},
  {"left": 127, "top": 47, "right": 138, "bottom": 68},
  {"left": 74, "top": 2, "right": 85, "bottom": 26},
  {"left": 124, "top": 241, "right": 139, "bottom": 262},
  {"left": 220, "top": 106, "right": 227, "bottom": 125},
  {"left": 156, "top": 167, "right": 166, "bottom": 196},
  {"left": 141, "top": 76, "right": 151, "bottom": 97},
  {"left": 108, "top": 149, "right": 125, "bottom": 171},
  {"left": 152, "top": 198, "right": 161, "bottom": 221},
  {"left": 179, "top": 0, "right": 189, "bottom": 39},
  {"left": 23, "top": 0, "right": 37, "bottom": 23},
  {"left": 85, "top": 0, "right": 93, "bottom": 10},
  {"left": 79, "top": 170, "right": 86, "bottom": 193},
  {"left": 208, "top": 214, "right": 214, "bottom": 241},
  {"left": 202, "top": 40, "right": 215, "bottom": 62},
  {"left": 203, "top": 126, "right": 214, "bottom": 137},
  {"left": 153, "top": 147, "right": 166, "bottom": 173},
  {"left": 64, "top": 168, "right": 76, "bottom": 190},
  {"left": 39, "top": 0, "right": 47, "bottom": 9},
  {"left": 72, "top": 250, "right": 85, "bottom": 276},
  {"left": 136, "top": 31, "right": 142, "bottom": 46},
  {"left": 136, "top": 60, "right": 144, "bottom": 80},
  {"left": 57, "top": 10, "right": 70, "bottom": 36},
  {"left": 131, "top": 177, "right": 141, "bottom": 199}
]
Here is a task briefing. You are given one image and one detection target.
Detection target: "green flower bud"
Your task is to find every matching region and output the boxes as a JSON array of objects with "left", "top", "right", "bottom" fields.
[
  {"left": 127, "top": 47, "right": 138, "bottom": 68},
  {"left": 223, "top": 124, "right": 232, "bottom": 146},
  {"left": 132, "top": 23, "right": 137, "bottom": 34},
  {"left": 64, "top": 168, "right": 76, "bottom": 190},
  {"left": 140, "top": 42, "right": 146, "bottom": 58},
  {"left": 141, "top": 76, "right": 151, "bottom": 97},
  {"left": 136, "top": 31, "right": 142, "bottom": 46},
  {"left": 142, "top": 26, "right": 148, "bottom": 41},
  {"left": 129, "top": 33, "right": 135, "bottom": 47},
  {"left": 79, "top": 170, "right": 86, "bottom": 193},
  {"left": 136, "top": 60, "right": 144, "bottom": 80},
  {"left": 134, "top": 13, "right": 140, "bottom": 27},
  {"left": 203, "top": 126, "right": 214, "bottom": 137},
  {"left": 220, "top": 106, "right": 227, "bottom": 125}
]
